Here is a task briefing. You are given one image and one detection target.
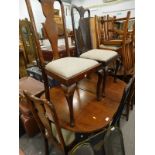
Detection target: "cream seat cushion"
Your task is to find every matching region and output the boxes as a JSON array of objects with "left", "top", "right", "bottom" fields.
[
  {"left": 45, "top": 57, "right": 99, "bottom": 79},
  {"left": 51, "top": 123, "right": 75, "bottom": 146},
  {"left": 99, "top": 44, "right": 120, "bottom": 51},
  {"left": 80, "top": 49, "right": 118, "bottom": 62}
]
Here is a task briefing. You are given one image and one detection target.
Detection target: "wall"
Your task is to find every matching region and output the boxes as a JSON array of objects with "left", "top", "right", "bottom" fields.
[{"left": 71, "top": 0, "right": 135, "bottom": 18}]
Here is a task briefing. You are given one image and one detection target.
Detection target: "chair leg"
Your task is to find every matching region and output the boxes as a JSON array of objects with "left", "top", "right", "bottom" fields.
[
  {"left": 44, "top": 138, "right": 49, "bottom": 155},
  {"left": 96, "top": 70, "right": 103, "bottom": 101},
  {"left": 42, "top": 68, "right": 50, "bottom": 101},
  {"left": 101, "top": 68, "right": 107, "bottom": 97},
  {"left": 114, "top": 58, "right": 120, "bottom": 82},
  {"left": 61, "top": 84, "right": 76, "bottom": 127}
]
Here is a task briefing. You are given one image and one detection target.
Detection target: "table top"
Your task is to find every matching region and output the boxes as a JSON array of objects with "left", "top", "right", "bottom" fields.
[
  {"left": 42, "top": 74, "right": 126, "bottom": 133},
  {"left": 19, "top": 77, "right": 45, "bottom": 97}
]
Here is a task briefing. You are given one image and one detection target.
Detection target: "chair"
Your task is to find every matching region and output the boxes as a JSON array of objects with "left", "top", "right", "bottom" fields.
[
  {"left": 25, "top": 0, "right": 101, "bottom": 127},
  {"left": 111, "top": 75, "right": 135, "bottom": 126},
  {"left": 96, "top": 12, "right": 134, "bottom": 77},
  {"left": 102, "top": 15, "right": 117, "bottom": 43},
  {"left": 69, "top": 126, "right": 125, "bottom": 155},
  {"left": 95, "top": 15, "right": 121, "bottom": 52},
  {"left": 125, "top": 75, "right": 135, "bottom": 121},
  {"left": 23, "top": 90, "right": 77, "bottom": 155},
  {"left": 71, "top": 5, "right": 119, "bottom": 97}
]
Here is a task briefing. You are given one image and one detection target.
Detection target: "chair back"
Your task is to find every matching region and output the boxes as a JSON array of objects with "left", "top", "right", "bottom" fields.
[
  {"left": 96, "top": 11, "right": 130, "bottom": 45},
  {"left": 71, "top": 5, "right": 92, "bottom": 56},
  {"left": 106, "top": 15, "right": 117, "bottom": 40},
  {"left": 112, "top": 75, "right": 135, "bottom": 126},
  {"left": 25, "top": 0, "right": 70, "bottom": 63},
  {"left": 95, "top": 15, "right": 116, "bottom": 48},
  {"left": 114, "top": 12, "right": 133, "bottom": 73},
  {"left": 23, "top": 90, "right": 66, "bottom": 152}
]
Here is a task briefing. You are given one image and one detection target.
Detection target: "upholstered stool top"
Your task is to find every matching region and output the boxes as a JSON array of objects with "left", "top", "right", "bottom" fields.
[
  {"left": 45, "top": 57, "right": 99, "bottom": 79},
  {"left": 80, "top": 49, "right": 118, "bottom": 62}
]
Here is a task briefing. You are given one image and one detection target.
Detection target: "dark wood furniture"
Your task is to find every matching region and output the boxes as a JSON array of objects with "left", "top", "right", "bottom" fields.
[
  {"left": 25, "top": 0, "right": 101, "bottom": 127},
  {"left": 19, "top": 77, "right": 45, "bottom": 137},
  {"left": 71, "top": 5, "right": 119, "bottom": 96},
  {"left": 43, "top": 75, "right": 126, "bottom": 133},
  {"left": 23, "top": 73, "right": 127, "bottom": 155}
]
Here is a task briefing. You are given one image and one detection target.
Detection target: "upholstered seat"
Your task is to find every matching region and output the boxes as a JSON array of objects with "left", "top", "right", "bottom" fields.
[
  {"left": 45, "top": 57, "right": 99, "bottom": 79},
  {"left": 80, "top": 49, "right": 118, "bottom": 62},
  {"left": 99, "top": 44, "right": 121, "bottom": 51},
  {"left": 51, "top": 123, "right": 75, "bottom": 146}
]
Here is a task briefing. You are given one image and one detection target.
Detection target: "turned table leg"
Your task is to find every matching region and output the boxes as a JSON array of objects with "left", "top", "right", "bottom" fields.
[{"left": 61, "top": 84, "right": 76, "bottom": 127}]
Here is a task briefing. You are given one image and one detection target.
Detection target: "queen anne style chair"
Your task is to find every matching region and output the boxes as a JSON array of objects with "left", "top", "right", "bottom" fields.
[
  {"left": 23, "top": 90, "right": 77, "bottom": 155},
  {"left": 71, "top": 5, "right": 119, "bottom": 96},
  {"left": 25, "top": 0, "right": 102, "bottom": 127}
]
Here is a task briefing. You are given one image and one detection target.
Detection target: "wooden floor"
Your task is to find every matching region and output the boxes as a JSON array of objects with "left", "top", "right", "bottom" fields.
[{"left": 44, "top": 74, "right": 126, "bottom": 133}]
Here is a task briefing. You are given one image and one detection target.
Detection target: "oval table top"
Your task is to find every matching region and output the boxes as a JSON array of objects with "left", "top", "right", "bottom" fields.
[{"left": 44, "top": 75, "right": 126, "bottom": 133}]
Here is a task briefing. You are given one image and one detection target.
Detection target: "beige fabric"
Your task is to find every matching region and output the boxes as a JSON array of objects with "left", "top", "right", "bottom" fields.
[
  {"left": 51, "top": 123, "right": 75, "bottom": 146},
  {"left": 45, "top": 57, "right": 99, "bottom": 79},
  {"left": 80, "top": 49, "right": 118, "bottom": 62},
  {"left": 99, "top": 44, "right": 120, "bottom": 50}
]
